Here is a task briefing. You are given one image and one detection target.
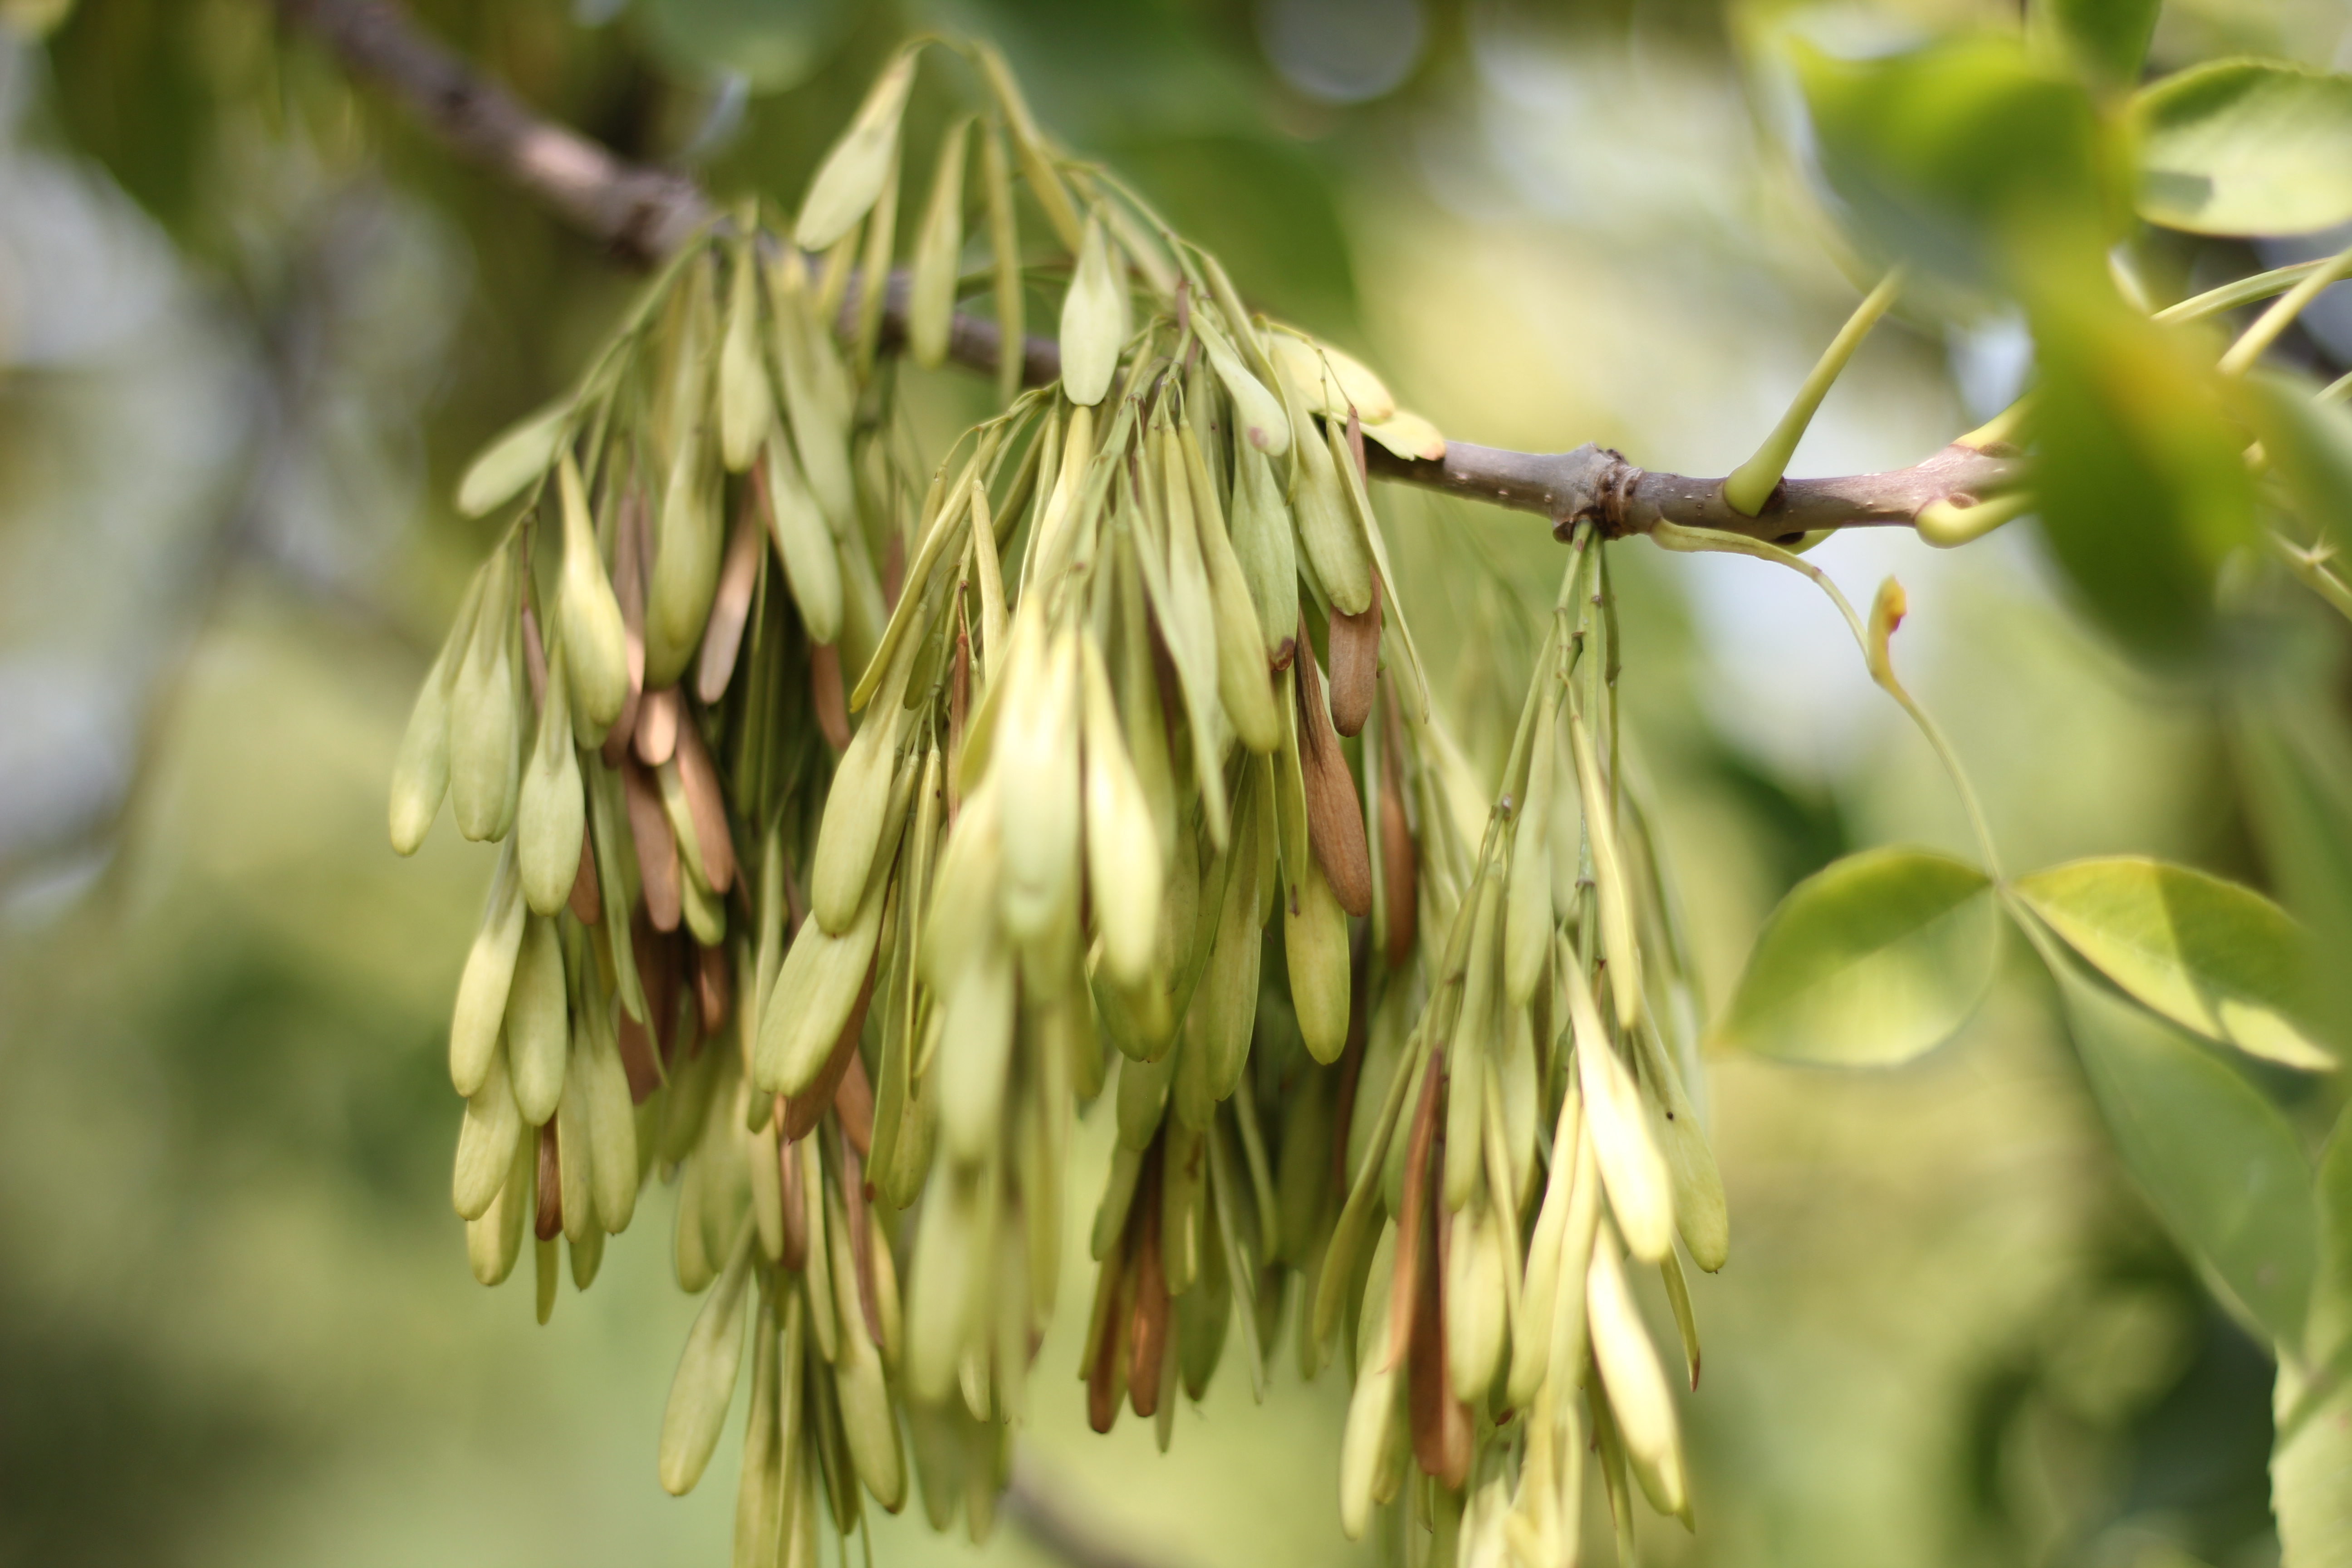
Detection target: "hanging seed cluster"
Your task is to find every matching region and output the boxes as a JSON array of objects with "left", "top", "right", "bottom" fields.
[{"left": 392, "top": 38, "right": 1726, "bottom": 1568}]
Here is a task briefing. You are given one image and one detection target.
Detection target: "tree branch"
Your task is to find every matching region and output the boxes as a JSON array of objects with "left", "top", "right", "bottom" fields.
[{"left": 276, "top": 0, "right": 2026, "bottom": 543}]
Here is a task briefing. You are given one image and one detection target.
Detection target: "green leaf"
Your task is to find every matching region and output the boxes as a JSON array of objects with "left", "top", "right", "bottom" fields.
[
  {"left": 2015, "top": 856, "right": 2332, "bottom": 1070},
  {"left": 2134, "top": 58, "right": 2352, "bottom": 236},
  {"left": 1795, "top": 34, "right": 2111, "bottom": 289},
  {"left": 2033, "top": 0, "right": 2161, "bottom": 93},
  {"left": 1713, "top": 848, "right": 1997, "bottom": 1067},
  {"left": 2271, "top": 1111, "right": 2352, "bottom": 1568},
  {"left": 2056, "top": 958, "right": 2315, "bottom": 1349},
  {"left": 2027, "top": 283, "right": 2256, "bottom": 660}
]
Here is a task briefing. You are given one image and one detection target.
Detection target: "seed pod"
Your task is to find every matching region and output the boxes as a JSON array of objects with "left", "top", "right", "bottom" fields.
[
  {"left": 979, "top": 119, "right": 1024, "bottom": 405},
  {"left": 582, "top": 993, "right": 641, "bottom": 1232},
  {"left": 1293, "top": 636, "right": 1372, "bottom": 918},
  {"left": 1182, "top": 422, "right": 1281, "bottom": 755},
  {"left": 390, "top": 568, "right": 484, "bottom": 855},
  {"left": 972, "top": 39, "right": 1081, "bottom": 253},
  {"left": 1160, "top": 1122, "right": 1207, "bottom": 1298},
  {"left": 1272, "top": 402, "right": 1368, "bottom": 623},
  {"left": 1634, "top": 1020, "right": 1728, "bottom": 1274},
  {"left": 1500, "top": 1002, "right": 1539, "bottom": 1202},
  {"left": 1058, "top": 209, "right": 1127, "bottom": 407},
  {"left": 1176, "top": 1211, "right": 1233, "bottom": 1400},
  {"left": 767, "top": 255, "right": 858, "bottom": 538},
  {"left": 1661, "top": 1247, "right": 1701, "bottom": 1391},
  {"left": 747, "top": 434, "right": 841, "bottom": 649},
  {"left": 1267, "top": 333, "right": 1397, "bottom": 425},
  {"left": 1191, "top": 775, "right": 1265, "bottom": 1112},
  {"left": 809, "top": 636, "right": 916, "bottom": 934},
  {"left": 999, "top": 625, "right": 1083, "bottom": 944},
  {"left": 1228, "top": 442, "right": 1298, "bottom": 662},
  {"left": 660, "top": 1218, "right": 759, "bottom": 1496},
  {"left": 1117, "top": 1047, "right": 1175, "bottom": 1151},
  {"left": 519, "top": 642, "right": 587, "bottom": 916},
  {"left": 506, "top": 912, "right": 569, "bottom": 1126},
  {"left": 794, "top": 1139, "right": 839, "bottom": 1367},
  {"left": 1107, "top": 530, "right": 1178, "bottom": 862},
  {"left": 1588, "top": 1228, "right": 1688, "bottom": 1519},
  {"left": 735, "top": 1293, "right": 783, "bottom": 1567},
  {"left": 1376, "top": 706, "right": 1417, "bottom": 970},
  {"left": 555, "top": 1029, "right": 595, "bottom": 1246},
  {"left": 1568, "top": 704, "right": 1641, "bottom": 1029},
  {"left": 466, "top": 1119, "right": 534, "bottom": 1287},
  {"left": 647, "top": 438, "right": 723, "bottom": 694},
  {"left": 1445, "top": 875, "right": 1502, "bottom": 1211},
  {"left": 450, "top": 843, "right": 527, "bottom": 1097},
  {"left": 849, "top": 143, "right": 899, "bottom": 378},
  {"left": 1326, "top": 572, "right": 1380, "bottom": 739},
  {"left": 748, "top": 1115, "right": 784, "bottom": 1264},
  {"left": 1407, "top": 1203, "right": 1471, "bottom": 1489},
  {"left": 1191, "top": 308, "right": 1289, "bottom": 457},
  {"left": 456, "top": 399, "right": 565, "bottom": 519},
  {"left": 1272, "top": 669, "right": 1312, "bottom": 895},
  {"left": 1286, "top": 843, "right": 1351, "bottom": 1064},
  {"left": 781, "top": 952, "right": 877, "bottom": 1142},
  {"left": 1504, "top": 697, "right": 1557, "bottom": 1006},
  {"left": 570, "top": 1227, "right": 606, "bottom": 1291},
  {"left": 969, "top": 484, "right": 1010, "bottom": 687},
  {"left": 826, "top": 1188, "right": 906, "bottom": 1511},
  {"left": 1080, "top": 637, "right": 1162, "bottom": 986},
  {"left": 451, "top": 547, "right": 523, "bottom": 842},
  {"left": 636, "top": 684, "right": 681, "bottom": 769},
  {"left": 623, "top": 755, "right": 683, "bottom": 933},
  {"left": 909, "top": 117, "right": 970, "bottom": 370},
  {"left": 1445, "top": 1203, "right": 1508, "bottom": 1403},
  {"left": 1506, "top": 1084, "right": 1586, "bottom": 1406},
  {"left": 695, "top": 497, "right": 764, "bottom": 707},
  {"left": 672, "top": 720, "right": 736, "bottom": 895},
  {"left": 718, "top": 244, "right": 772, "bottom": 477},
  {"left": 796, "top": 48, "right": 917, "bottom": 250},
  {"left": 924, "top": 779, "right": 1002, "bottom": 995},
  {"left": 453, "top": 1033, "right": 523, "bottom": 1220},
  {"left": 1566, "top": 956, "right": 1673, "bottom": 1263},
  {"left": 601, "top": 490, "right": 650, "bottom": 765},
  {"left": 906, "top": 1171, "right": 989, "bottom": 1405},
  {"left": 757, "top": 867, "right": 888, "bottom": 1098},
  {"left": 553, "top": 455, "right": 630, "bottom": 737},
  {"left": 1147, "top": 431, "right": 1230, "bottom": 847}
]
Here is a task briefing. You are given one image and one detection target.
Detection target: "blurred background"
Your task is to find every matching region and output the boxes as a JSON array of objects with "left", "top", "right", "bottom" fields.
[{"left": 5, "top": 0, "right": 2350, "bottom": 1564}]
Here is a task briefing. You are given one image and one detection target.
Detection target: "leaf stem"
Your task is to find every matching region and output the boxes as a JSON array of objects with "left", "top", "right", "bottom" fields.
[
  {"left": 2220, "top": 243, "right": 2352, "bottom": 377},
  {"left": 1723, "top": 270, "right": 1904, "bottom": 516},
  {"left": 1646, "top": 521, "right": 2003, "bottom": 878}
]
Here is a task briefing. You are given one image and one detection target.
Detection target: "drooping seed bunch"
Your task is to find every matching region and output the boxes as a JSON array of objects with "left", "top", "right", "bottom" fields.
[{"left": 392, "top": 37, "right": 1725, "bottom": 1568}]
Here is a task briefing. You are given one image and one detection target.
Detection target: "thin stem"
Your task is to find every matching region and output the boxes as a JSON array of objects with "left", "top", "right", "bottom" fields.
[
  {"left": 1723, "top": 270, "right": 1904, "bottom": 515},
  {"left": 2219, "top": 243, "right": 2352, "bottom": 377},
  {"left": 2153, "top": 257, "right": 2334, "bottom": 326},
  {"left": 2271, "top": 530, "right": 2352, "bottom": 625},
  {"left": 1646, "top": 520, "right": 2003, "bottom": 878}
]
